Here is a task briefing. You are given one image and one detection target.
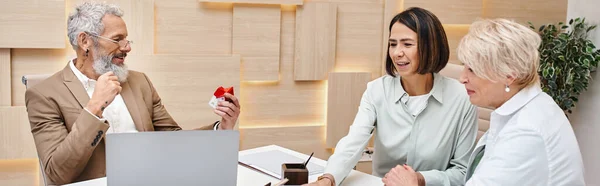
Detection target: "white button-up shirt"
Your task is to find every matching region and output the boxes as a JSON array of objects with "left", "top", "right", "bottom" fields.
[
  {"left": 465, "top": 84, "right": 585, "bottom": 186},
  {"left": 69, "top": 59, "right": 138, "bottom": 133}
]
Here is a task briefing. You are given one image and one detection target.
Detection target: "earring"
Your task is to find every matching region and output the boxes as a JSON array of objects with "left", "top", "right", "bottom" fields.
[
  {"left": 505, "top": 84, "right": 510, "bottom": 92},
  {"left": 84, "top": 49, "right": 89, "bottom": 57}
]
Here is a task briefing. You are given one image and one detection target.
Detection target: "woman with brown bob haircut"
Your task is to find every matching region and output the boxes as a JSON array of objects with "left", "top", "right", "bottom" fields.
[{"left": 305, "top": 7, "right": 478, "bottom": 186}]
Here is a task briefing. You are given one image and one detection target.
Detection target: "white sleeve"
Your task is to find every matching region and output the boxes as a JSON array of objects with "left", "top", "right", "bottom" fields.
[
  {"left": 324, "top": 84, "right": 377, "bottom": 186},
  {"left": 84, "top": 108, "right": 107, "bottom": 123}
]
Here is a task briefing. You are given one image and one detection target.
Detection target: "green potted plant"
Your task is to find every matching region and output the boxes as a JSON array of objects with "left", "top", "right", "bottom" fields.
[{"left": 529, "top": 18, "right": 600, "bottom": 114}]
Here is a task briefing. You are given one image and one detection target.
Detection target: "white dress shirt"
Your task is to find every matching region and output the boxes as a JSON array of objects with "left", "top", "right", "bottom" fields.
[
  {"left": 465, "top": 84, "right": 585, "bottom": 186},
  {"left": 325, "top": 73, "right": 478, "bottom": 186},
  {"left": 69, "top": 59, "right": 138, "bottom": 134}
]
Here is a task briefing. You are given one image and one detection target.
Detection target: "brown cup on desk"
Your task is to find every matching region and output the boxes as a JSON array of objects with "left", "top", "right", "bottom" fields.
[{"left": 281, "top": 163, "right": 308, "bottom": 185}]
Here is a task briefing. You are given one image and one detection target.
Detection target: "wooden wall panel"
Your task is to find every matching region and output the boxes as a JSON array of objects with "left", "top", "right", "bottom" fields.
[
  {"left": 326, "top": 72, "right": 371, "bottom": 148},
  {"left": 155, "top": 0, "right": 233, "bottom": 55},
  {"left": 0, "top": 49, "right": 10, "bottom": 106},
  {"left": 11, "top": 49, "right": 68, "bottom": 106},
  {"left": 0, "top": 0, "right": 65, "bottom": 48},
  {"left": 404, "top": 0, "right": 482, "bottom": 24},
  {"left": 0, "top": 159, "right": 41, "bottom": 186},
  {"left": 334, "top": 2, "right": 384, "bottom": 80},
  {"left": 129, "top": 0, "right": 156, "bottom": 55},
  {"left": 240, "top": 125, "right": 331, "bottom": 160},
  {"left": 294, "top": 2, "right": 338, "bottom": 80},
  {"left": 444, "top": 24, "right": 470, "bottom": 64},
  {"left": 126, "top": 55, "right": 240, "bottom": 130},
  {"left": 240, "top": 10, "right": 328, "bottom": 127},
  {"left": 233, "top": 4, "right": 281, "bottom": 81},
  {"left": 483, "top": 0, "right": 568, "bottom": 25},
  {"left": 0, "top": 107, "right": 37, "bottom": 159},
  {"left": 308, "top": 0, "right": 382, "bottom": 3},
  {"left": 198, "top": 0, "right": 303, "bottom": 5}
]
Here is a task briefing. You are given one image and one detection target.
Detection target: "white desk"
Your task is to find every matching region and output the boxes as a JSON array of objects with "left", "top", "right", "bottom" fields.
[{"left": 66, "top": 145, "right": 382, "bottom": 186}]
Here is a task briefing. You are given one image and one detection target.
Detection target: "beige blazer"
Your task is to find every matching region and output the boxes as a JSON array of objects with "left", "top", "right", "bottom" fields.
[{"left": 25, "top": 64, "right": 213, "bottom": 185}]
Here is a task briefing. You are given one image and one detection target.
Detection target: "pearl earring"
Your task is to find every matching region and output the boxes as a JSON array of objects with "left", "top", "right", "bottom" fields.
[{"left": 505, "top": 85, "right": 510, "bottom": 92}]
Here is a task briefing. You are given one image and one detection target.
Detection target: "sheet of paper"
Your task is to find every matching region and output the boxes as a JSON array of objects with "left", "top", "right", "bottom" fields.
[{"left": 239, "top": 149, "right": 324, "bottom": 179}]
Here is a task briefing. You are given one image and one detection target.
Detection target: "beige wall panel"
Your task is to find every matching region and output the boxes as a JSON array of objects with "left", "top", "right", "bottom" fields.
[
  {"left": 0, "top": 0, "right": 65, "bottom": 48},
  {"left": 233, "top": 4, "right": 281, "bottom": 81},
  {"left": 11, "top": 49, "right": 68, "bottom": 106},
  {"left": 240, "top": 57, "right": 280, "bottom": 81},
  {"left": 294, "top": 2, "right": 338, "bottom": 80},
  {"left": 483, "top": 0, "right": 568, "bottom": 25},
  {"left": 0, "top": 159, "right": 41, "bottom": 186},
  {"left": 444, "top": 24, "right": 470, "bottom": 64},
  {"left": 199, "top": 0, "right": 303, "bottom": 5},
  {"left": 0, "top": 107, "right": 37, "bottom": 159},
  {"left": 381, "top": 0, "right": 404, "bottom": 76},
  {"left": 326, "top": 72, "right": 371, "bottom": 148},
  {"left": 126, "top": 55, "right": 240, "bottom": 130},
  {"left": 240, "top": 10, "right": 328, "bottom": 127},
  {"left": 404, "top": 0, "right": 482, "bottom": 24},
  {"left": 129, "top": 0, "right": 156, "bottom": 55},
  {"left": 240, "top": 125, "right": 332, "bottom": 160},
  {"left": 308, "top": 0, "right": 383, "bottom": 3},
  {"left": 334, "top": 3, "right": 384, "bottom": 80},
  {"left": 0, "top": 49, "right": 10, "bottom": 106},
  {"left": 155, "top": 0, "right": 233, "bottom": 55}
]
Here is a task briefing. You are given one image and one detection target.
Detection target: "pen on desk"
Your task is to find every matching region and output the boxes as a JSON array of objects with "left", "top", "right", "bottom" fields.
[{"left": 303, "top": 152, "right": 314, "bottom": 169}]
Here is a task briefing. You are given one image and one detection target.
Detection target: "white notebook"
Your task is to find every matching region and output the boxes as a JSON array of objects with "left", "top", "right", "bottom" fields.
[{"left": 238, "top": 149, "right": 325, "bottom": 179}]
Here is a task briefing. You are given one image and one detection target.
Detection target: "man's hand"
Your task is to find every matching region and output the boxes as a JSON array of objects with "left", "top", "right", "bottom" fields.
[
  {"left": 85, "top": 71, "right": 121, "bottom": 118},
  {"left": 382, "top": 165, "right": 419, "bottom": 186},
  {"left": 213, "top": 93, "right": 240, "bottom": 130}
]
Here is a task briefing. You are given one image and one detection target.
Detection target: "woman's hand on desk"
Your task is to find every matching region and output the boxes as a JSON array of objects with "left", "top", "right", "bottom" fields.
[
  {"left": 382, "top": 165, "right": 419, "bottom": 186},
  {"left": 302, "top": 179, "right": 332, "bottom": 186},
  {"left": 214, "top": 93, "right": 240, "bottom": 130},
  {"left": 302, "top": 173, "right": 335, "bottom": 186}
]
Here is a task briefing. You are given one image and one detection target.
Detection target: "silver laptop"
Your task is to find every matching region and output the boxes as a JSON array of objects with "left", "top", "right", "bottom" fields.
[{"left": 105, "top": 130, "right": 239, "bottom": 186}]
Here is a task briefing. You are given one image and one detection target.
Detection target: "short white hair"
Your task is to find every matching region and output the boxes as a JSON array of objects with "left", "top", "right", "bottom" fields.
[
  {"left": 457, "top": 18, "right": 541, "bottom": 87},
  {"left": 67, "top": 1, "right": 124, "bottom": 50}
]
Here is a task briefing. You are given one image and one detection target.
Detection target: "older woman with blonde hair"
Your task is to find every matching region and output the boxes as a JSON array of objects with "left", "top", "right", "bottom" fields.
[{"left": 383, "top": 18, "right": 586, "bottom": 186}]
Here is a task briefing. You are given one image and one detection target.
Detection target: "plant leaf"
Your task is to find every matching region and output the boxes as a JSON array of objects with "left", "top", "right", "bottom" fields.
[{"left": 587, "top": 25, "right": 597, "bottom": 33}]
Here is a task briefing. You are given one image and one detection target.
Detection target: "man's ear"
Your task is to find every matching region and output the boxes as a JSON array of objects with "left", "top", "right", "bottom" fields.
[{"left": 77, "top": 32, "right": 91, "bottom": 51}]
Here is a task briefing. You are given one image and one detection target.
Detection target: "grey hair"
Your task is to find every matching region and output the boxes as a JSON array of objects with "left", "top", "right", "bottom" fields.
[{"left": 67, "top": 1, "right": 124, "bottom": 50}]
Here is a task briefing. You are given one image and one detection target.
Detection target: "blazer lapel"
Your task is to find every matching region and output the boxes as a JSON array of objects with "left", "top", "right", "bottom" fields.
[
  {"left": 62, "top": 64, "right": 90, "bottom": 108},
  {"left": 120, "top": 82, "right": 146, "bottom": 131}
]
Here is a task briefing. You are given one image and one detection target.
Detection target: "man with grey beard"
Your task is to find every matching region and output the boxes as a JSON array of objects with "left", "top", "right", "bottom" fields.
[{"left": 24, "top": 2, "right": 241, "bottom": 185}]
